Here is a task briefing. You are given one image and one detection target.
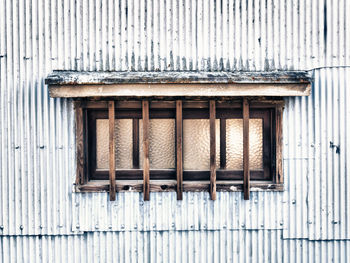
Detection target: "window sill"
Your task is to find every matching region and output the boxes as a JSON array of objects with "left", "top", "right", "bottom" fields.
[{"left": 75, "top": 180, "right": 284, "bottom": 193}]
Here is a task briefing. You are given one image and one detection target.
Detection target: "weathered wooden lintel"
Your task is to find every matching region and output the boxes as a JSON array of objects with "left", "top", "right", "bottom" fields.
[
  {"left": 46, "top": 71, "right": 312, "bottom": 98},
  {"left": 46, "top": 70, "right": 312, "bottom": 85},
  {"left": 49, "top": 83, "right": 310, "bottom": 97}
]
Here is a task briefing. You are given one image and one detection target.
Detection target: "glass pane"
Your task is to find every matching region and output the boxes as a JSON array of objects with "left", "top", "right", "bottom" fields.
[
  {"left": 249, "top": 119, "right": 263, "bottom": 169},
  {"left": 96, "top": 119, "right": 133, "bottom": 169},
  {"left": 226, "top": 119, "right": 263, "bottom": 170},
  {"left": 140, "top": 119, "right": 175, "bottom": 169},
  {"left": 183, "top": 119, "right": 220, "bottom": 170},
  {"left": 96, "top": 119, "right": 109, "bottom": 169}
]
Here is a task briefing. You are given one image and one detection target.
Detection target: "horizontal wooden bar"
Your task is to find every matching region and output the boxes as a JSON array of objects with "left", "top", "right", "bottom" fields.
[
  {"left": 91, "top": 169, "right": 265, "bottom": 180},
  {"left": 88, "top": 108, "right": 270, "bottom": 120},
  {"left": 46, "top": 70, "right": 312, "bottom": 85},
  {"left": 79, "top": 99, "right": 285, "bottom": 109},
  {"left": 76, "top": 180, "right": 284, "bottom": 193},
  {"left": 49, "top": 83, "right": 311, "bottom": 98}
]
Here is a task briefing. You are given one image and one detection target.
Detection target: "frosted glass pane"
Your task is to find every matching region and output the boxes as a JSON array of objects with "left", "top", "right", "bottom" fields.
[
  {"left": 249, "top": 119, "right": 263, "bottom": 169},
  {"left": 96, "top": 119, "right": 133, "bottom": 169},
  {"left": 115, "top": 119, "right": 133, "bottom": 169},
  {"left": 226, "top": 119, "right": 263, "bottom": 170},
  {"left": 96, "top": 120, "right": 109, "bottom": 169},
  {"left": 140, "top": 119, "right": 175, "bottom": 169},
  {"left": 183, "top": 119, "right": 220, "bottom": 170}
]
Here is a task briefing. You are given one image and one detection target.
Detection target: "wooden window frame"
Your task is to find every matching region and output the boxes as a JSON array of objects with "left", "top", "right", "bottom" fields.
[{"left": 75, "top": 99, "right": 284, "bottom": 200}]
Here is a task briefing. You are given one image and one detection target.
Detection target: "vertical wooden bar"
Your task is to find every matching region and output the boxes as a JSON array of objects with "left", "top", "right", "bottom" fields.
[
  {"left": 275, "top": 105, "right": 283, "bottom": 184},
  {"left": 132, "top": 118, "right": 140, "bottom": 168},
  {"left": 176, "top": 100, "right": 183, "bottom": 200},
  {"left": 75, "top": 102, "right": 85, "bottom": 185},
  {"left": 83, "top": 109, "right": 89, "bottom": 184},
  {"left": 142, "top": 100, "right": 150, "bottom": 201},
  {"left": 220, "top": 119, "right": 226, "bottom": 169},
  {"left": 108, "top": 101, "right": 116, "bottom": 201},
  {"left": 209, "top": 100, "right": 216, "bottom": 200},
  {"left": 243, "top": 98, "right": 250, "bottom": 200}
]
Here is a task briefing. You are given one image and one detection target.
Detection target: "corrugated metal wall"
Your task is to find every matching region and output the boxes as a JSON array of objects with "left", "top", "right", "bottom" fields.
[
  {"left": 1, "top": 232, "right": 350, "bottom": 262},
  {"left": 284, "top": 67, "right": 350, "bottom": 241},
  {"left": 1, "top": 0, "right": 349, "bottom": 262}
]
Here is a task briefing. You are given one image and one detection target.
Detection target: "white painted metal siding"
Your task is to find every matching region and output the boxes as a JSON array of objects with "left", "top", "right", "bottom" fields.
[
  {"left": 283, "top": 67, "right": 350, "bottom": 241},
  {"left": 1, "top": 0, "right": 350, "bottom": 261},
  {"left": 1, "top": 231, "right": 350, "bottom": 262}
]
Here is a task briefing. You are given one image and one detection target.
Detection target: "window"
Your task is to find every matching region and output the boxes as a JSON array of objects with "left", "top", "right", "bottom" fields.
[
  {"left": 75, "top": 98, "right": 284, "bottom": 201},
  {"left": 46, "top": 70, "right": 310, "bottom": 201}
]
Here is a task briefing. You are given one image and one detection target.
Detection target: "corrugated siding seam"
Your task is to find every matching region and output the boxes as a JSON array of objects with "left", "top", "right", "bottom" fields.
[{"left": 1, "top": 231, "right": 350, "bottom": 263}]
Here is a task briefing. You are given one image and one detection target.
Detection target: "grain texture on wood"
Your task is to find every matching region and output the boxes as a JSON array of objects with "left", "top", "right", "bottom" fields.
[
  {"left": 46, "top": 70, "right": 312, "bottom": 85},
  {"left": 276, "top": 105, "right": 284, "bottom": 184},
  {"left": 91, "top": 169, "right": 266, "bottom": 180},
  {"left": 243, "top": 98, "right": 250, "bottom": 200},
  {"left": 176, "top": 100, "right": 183, "bottom": 200},
  {"left": 49, "top": 83, "right": 311, "bottom": 98},
  {"left": 75, "top": 102, "right": 85, "bottom": 185},
  {"left": 76, "top": 180, "right": 284, "bottom": 193},
  {"left": 210, "top": 100, "right": 217, "bottom": 200},
  {"left": 142, "top": 100, "right": 150, "bottom": 201},
  {"left": 108, "top": 101, "right": 116, "bottom": 201}
]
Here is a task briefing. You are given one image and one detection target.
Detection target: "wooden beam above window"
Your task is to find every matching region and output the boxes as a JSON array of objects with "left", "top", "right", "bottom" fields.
[
  {"left": 46, "top": 70, "right": 312, "bottom": 85},
  {"left": 46, "top": 71, "right": 312, "bottom": 98}
]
